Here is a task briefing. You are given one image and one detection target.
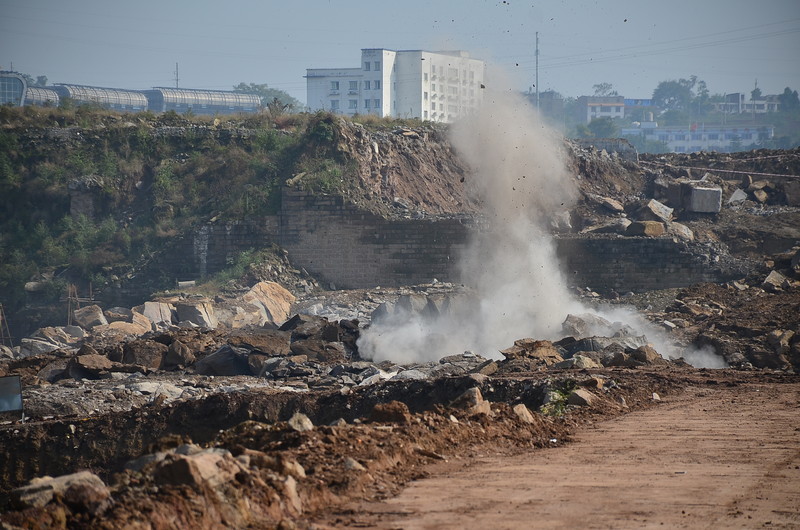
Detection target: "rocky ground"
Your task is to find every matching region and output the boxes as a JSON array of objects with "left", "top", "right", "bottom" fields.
[
  {"left": 0, "top": 270, "right": 798, "bottom": 528},
  {"left": 1, "top": 136, "right": 798, "bottom": 527}
]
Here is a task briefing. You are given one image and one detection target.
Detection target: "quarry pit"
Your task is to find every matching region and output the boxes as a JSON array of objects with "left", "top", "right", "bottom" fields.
[{"left": 1, "top": 101, "right": 799, "bottom": 528}]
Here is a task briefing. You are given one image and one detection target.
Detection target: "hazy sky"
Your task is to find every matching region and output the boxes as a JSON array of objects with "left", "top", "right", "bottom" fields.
[{"left": 2, "top": 0, "right": 799, "bottom": 105}]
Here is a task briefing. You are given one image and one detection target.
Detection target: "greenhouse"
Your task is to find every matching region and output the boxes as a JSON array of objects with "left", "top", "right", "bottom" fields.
[
  {"left": 24, "top": 86, "right": 60, "bottom": 107},
  {"left": 52, "top": 84, "right": 148, "bottom": 112},
  {"left": 144, "top": 87, "right": 261, "bottom": 115},
  {"left": 0, "top": 72, "right": 27, "bottom": 107}
]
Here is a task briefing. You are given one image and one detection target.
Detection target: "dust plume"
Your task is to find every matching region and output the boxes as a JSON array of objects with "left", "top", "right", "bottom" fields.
[
  {"left": 356, "top": 82, "right": 725, "bottom": 369},
  {"left": 358, "top": 86, "right": 586, "bottom": 363}
]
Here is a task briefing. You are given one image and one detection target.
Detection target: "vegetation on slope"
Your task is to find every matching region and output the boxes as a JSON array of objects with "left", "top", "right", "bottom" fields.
[{"left": 0, "top": 105, "right": 421, "bottom": 314}]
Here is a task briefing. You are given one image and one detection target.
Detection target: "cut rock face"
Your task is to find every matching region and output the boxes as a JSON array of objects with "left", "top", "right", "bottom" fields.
[{"left": 175, "top": 301, "right": 218, "bottom": 329}]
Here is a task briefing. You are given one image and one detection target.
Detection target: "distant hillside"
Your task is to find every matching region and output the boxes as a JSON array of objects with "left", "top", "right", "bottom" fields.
[{"left": 0, "top": 106, "right": 472, "bottom": 321}]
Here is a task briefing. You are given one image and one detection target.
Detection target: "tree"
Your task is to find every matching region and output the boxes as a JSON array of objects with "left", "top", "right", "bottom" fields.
[
  {"left": 587, "top": 117, "right": 619, "bottom": 138},
  {"left": 692, "top": 80, "right": 713, "bottom": 116},
  {"left": 751, "top": 86, "right": 762, "bottom": 101},
  {"left": 232, "top": 83, "right": 302, "bottom": 111},
  {"left": 574, "top": 123, "right": 591, "bottom": 138},
  {"left": 778, "top": 87, "right": 799, "bottom": 113},
  {"left": 652, "top": 78, "right": 695, "bottom": 110},
  {"left": 592, "top": 83, "right": 618, "bottom": 97},
  {"left": 20, "top": 74, "right": 47, "bottom": 87}
]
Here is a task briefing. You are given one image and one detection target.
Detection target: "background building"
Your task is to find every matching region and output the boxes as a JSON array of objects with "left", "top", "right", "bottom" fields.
[
  {"left": 143, "top": 88, "right": 260, "bottom": 115},
  {"left": 0, "top": 71, "right": 261, "bottom": 115},
  {"left": 306, "top": 48, "right": 485, "bottom": 123},
  {"left": 622, "top": 123, "right": 774, "bottom": 153},
  {"left": 0, "top": 72, "right": 27, "bottom": 106},
  {"left": 576, "top": 95, "right": 625, "bottom": 123}
]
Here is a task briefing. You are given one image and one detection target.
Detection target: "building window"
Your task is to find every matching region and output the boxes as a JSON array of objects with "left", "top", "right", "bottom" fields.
[
  {"left": 349, "top": 81, "right": 358, "bottom": 91},
  {"left": 364, "top": 62, "right": 371, "bottom": 71},
  {"left": 675, "top": 134, "right": 685, "bottom": 141},
  {"left": 431, "top": 83, "right": 436, "bottom": 91},
  {"left": 364, "top": 80, "right": 370, "bottom": 90},
  {"left": 431, "top": 102, "right": 436, "bottom": 110},
  {"left": 424, "top": 73, "right": 429, "bottom": 82},
  {"left": 349, "top": 99, "right": 357, "bottom": 109},
  {"left": 615, "top": 107, "right": 621, "bottom": 113},
  {"left": 330, "top": 81, "right": 339, "bottom": 91},
  {"left": 741, "top": 133, "right": 752, "bottom": 140},
  {"left": 424, "top": 111, "right": 428, "bottom": 119},
  {"left": 330, "top": 100, "right": 339, "bottom": 110},
  {"left": 374, "top": 99, "right": 380, "bottom": 108},
  {"left": 691, "top": 133, "right": 702, "bottom": 140},
  {"left": 658, "top": 134, "right": 668, "bottom": 141},
  {"left": 374, "top": 80, "right": 381, "bottom": 90},
  {"left": 707, "top": 133, "right": 718, "bottom": 140},
  {"left": 424, "top": 92, "right": 428, "bottom": 100},
  {"left": 364, "top": 99, "right": 370, "bottom": 109},
  {"left": 374, "top": 61, "right": 380, "bottom": 71}
]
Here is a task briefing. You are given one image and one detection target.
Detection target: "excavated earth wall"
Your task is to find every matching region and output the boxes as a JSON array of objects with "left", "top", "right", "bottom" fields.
[{"left": 140, "top": 193, "right": 741, "bottom": 294}]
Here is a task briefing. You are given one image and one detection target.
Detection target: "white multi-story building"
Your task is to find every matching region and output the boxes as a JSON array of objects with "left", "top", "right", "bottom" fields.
[
  {"left": 576, "top": 96, "right": 626, "bottom": 123},
  {"left": 306, "top": 48, "right": 485, "bottom": 123}
]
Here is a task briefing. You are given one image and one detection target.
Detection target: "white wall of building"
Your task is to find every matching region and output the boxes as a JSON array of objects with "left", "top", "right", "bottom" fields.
[
  {"left": 306, "top": 48, "right": 485, "bottom": 123},
  {"left": 306, "top": 68, "right": 362, "bottom": 114}
]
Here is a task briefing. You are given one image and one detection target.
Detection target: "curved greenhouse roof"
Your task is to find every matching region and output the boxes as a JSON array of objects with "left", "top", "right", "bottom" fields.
[
  {"left": 24, "top": 86, "right": 60, "bottom": 107},
  {"left": 0, "top": 72, "right": 27, "bottom": 106},
  {"left": 144, "top": 87, "right": 261, "bottom": 114},
  {"left": 54, "top": 84, "right": 148, "bottom": 111}
]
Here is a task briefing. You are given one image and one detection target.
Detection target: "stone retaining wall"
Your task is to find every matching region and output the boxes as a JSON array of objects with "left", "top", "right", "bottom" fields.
[
  {"left": 131, "top": 190, "right": 739, "bottom": 296},
  {"left": 555, "top": 234, "right": 732, "bottom": 292},
  {"left": 278, "top": 189, "right": 472, "bottom": 288}
]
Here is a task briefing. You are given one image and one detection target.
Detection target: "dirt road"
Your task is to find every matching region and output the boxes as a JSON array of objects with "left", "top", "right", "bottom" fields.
[{"left": 354, "top": 380, "right": 800, "bottom": 529}]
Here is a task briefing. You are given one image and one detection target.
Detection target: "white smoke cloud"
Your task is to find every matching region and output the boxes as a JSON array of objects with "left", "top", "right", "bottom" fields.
[
  {"left": 359, "top": 87, "right": 586, "bottom": 363},
  {"left": 356, "top": 80, "right": 726, "bottom": 369}
]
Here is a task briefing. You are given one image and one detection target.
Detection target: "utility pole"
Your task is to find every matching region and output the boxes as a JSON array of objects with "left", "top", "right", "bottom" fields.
[
  {"left": 535, "top": 32, "right": 540, "bottom": 110},
  {"left": 174, "top": 62, "right": 180, "bottom": 88}
]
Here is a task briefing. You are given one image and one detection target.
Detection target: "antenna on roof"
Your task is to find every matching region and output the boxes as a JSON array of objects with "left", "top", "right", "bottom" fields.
[
  {"left": 535, "top": 32, "right": 540, "bottom": 110},
  {"left": 174, "top": 62, "right": 179, "bottom": 88}
]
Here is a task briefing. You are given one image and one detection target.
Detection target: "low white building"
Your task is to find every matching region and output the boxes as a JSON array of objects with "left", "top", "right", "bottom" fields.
[
  {"left": 576, "top": 96, "right": 626, "bottom": 123},
  {"left": 622, "top": 123, "right": 774, "bottom": 153},
  {"left": 306, "top": 48, "right": 485, "bottom": 123}
]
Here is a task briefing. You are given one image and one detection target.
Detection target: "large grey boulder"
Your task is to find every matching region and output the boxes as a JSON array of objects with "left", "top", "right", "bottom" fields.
[
  {"left": 633, "top": 199, "right": 673, "bottom": 223},
  {"left": 11, "top": 471, "right": 109, "bottom": 509},
  {"left": 175, "top": 301, "right": 218, "bottom": 329},
  {"left": 136, "top": 301, "right": 176, "bottom": 327},
  {"left": 562, "top": 313, "right": 612, "bottom": 338},
  {"left": 194, "top": 344, "right": 250, "bottom": 376},
  {"left": 162, "top": 340, "right": 195, "bottom": 369},
  {"left": 66, "top": 353, "right": 113, "bottom": 379},
  {"left": 72, "top": 305, "right": 108, "bottom": 329},
  {"left": 122, "top": 340, "right": 168, "bottom": 369},
  {"left": 18, "top": 338, "right": 61, "bottom": 357}
]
